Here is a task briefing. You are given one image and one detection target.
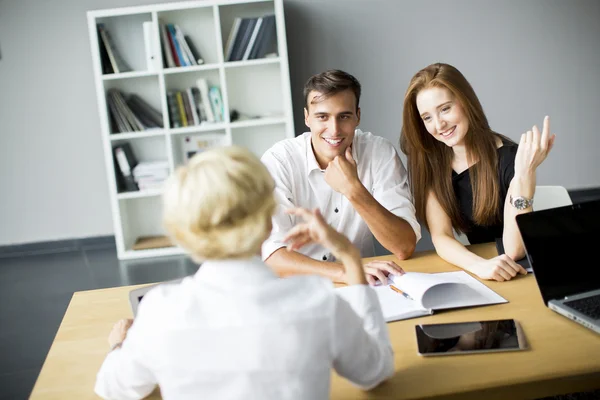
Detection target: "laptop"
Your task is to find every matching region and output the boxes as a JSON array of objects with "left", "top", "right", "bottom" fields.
[{"left": 516, "top": 200, "right": 600, "bottom": 334}]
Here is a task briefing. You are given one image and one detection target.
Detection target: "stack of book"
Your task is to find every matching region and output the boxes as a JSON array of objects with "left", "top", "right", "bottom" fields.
[
  {"left": 166, "top": 78, "right": 224, "bottom": 128},
  {"left": 224, "top": 14, "right": 277, "bottom": 62},
  {"left": 159, "top": 21, "right": 203, "bottom": 68},
  {"left": 132, "top": 161, "right": 170, "bottom": 191},
  {"left": 107, "top": 89, "right": 164, "bottom": 133},
  {"left": 97, "top": 23, "right": 132, "bottom": 74}
]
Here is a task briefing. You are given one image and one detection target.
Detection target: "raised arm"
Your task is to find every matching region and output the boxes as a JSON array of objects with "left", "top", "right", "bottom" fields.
[
  {"left": 426, "top": 191, "right": 526, "bottom": 281},
  {"left": 502, "top": 116, "right": 556, "bottom": 260},
  {"left": 284, "top": 207, "right": 394, "bottom": 389}
]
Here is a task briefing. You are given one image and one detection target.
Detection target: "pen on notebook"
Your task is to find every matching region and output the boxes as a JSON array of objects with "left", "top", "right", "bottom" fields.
[{"left": 390, "top": 285, "right": 414, "bottom": 300}]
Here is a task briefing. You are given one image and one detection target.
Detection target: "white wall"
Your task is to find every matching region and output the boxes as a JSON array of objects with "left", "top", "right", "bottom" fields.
[{"left": 1, "top": 0, "right": 599, "bottom": 246}]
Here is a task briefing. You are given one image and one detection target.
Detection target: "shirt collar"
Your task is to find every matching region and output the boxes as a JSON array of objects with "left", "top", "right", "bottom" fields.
[
  {"left": 304, "top": 129, "right": 361, "bottom": 176},
  {"left": 194, "top": 256, "right": 278, "bottom": 287}
]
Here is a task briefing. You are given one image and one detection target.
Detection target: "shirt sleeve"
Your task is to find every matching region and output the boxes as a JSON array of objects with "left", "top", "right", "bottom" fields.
[
  {"left": 371, "top": 141, "right": 422, "bottom": 242},
  {"left": 94, "top": 298, "right": 158, "bottom": 399},
  {"left": 261, "top": 150, "right": 296, "bottom": 260},
  {"left": 330, "top": 285, "right": 395, "bottom": 390}
]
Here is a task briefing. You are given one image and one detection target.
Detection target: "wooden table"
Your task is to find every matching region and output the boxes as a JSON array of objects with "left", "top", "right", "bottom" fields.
[{"left": 30, "top": 243, "right": 600, "bottom": 399}]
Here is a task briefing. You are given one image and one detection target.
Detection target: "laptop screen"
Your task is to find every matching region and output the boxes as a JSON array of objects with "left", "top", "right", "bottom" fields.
[{"left": 516, "top": 200, "right": 600, "bottom": 304}]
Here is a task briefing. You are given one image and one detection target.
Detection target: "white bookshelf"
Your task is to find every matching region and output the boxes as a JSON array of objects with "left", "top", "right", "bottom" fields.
[{"left": 87, "top": 0, "right": 294, "bottom": 260}]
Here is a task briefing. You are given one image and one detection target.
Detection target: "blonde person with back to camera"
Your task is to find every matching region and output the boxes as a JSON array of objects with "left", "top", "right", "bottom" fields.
[
  {"left": 400, "top": 63, "right": 555, "bottom": 281},
  {"left": 94, "top": 146, "right": 394, "bottom": 400},
  {"left": 262, "top": 69, "right": 421, "bottom": 286}
]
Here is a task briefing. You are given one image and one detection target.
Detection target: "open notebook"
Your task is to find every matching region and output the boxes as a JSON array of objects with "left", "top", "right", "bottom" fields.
[{"left": 370, "top": 271, "right": 507, "bottom": 322}]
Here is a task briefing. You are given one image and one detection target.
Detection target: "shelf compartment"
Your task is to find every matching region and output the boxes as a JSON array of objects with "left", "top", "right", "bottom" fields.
[
  {"left": 225, "top": 62, "right": 283, "bottom": 120},
  {"left": 231, "top": 122, "right": 288, "bottom": 157},
  {"left": 157, "top": 6, "right": 219, "bottom": 66},
  {"left": 173, "top": 131, "right": 229, "bottom": 167},
  {"left": 96, "top": 13, "right": 153, "bottom": 73},
  {"left": 119, "top": 196, "right": 171, "bottom": 253}
]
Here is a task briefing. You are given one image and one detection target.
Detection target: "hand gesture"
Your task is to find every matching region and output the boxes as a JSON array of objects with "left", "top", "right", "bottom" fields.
[
  {"left": 469, "top": 254, "right": 527, "bottom": 281},
  {"left": 324, "top": 147, "right": 361, "bottom": 197},
  {"left": 363, "top": 260, "right": 405, "bottom": 286},
  {"left": 108, "top": 318, "right": 133, "bottom": 349},
  {"left": 283, "top": 207, "right": 355, "bottom": 258},
  {"left": 283, "top": 207, "right": 367, "bottom": 285},
  {"left": 514, "top": 116, "right": 556, "bottom": 178}
]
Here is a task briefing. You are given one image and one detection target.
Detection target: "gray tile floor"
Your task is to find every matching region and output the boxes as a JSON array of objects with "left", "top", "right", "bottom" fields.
[
  {"left": 1, "top": 191, "right": 598, "bottom": 399},
  {"left": 0, "top": 242, "right": 199, "bottom": 400}
]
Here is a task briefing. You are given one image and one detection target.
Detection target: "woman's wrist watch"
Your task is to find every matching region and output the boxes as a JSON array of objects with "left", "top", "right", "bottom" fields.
[{"left": 510, "top": 194, "right": 534, "bottom": 210}]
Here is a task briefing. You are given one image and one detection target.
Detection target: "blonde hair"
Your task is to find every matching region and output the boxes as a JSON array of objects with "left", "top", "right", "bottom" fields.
[{"left": 163, "top": 145, "right": 276, "bottom": 261}]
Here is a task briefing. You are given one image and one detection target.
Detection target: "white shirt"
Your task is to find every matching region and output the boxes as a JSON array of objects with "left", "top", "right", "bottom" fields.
[
  {"left": 261, "top": 130, "right": 421, "bottom": 261},
  {"left": 95, "top": 257, "right": 394, "bottom": 400}
]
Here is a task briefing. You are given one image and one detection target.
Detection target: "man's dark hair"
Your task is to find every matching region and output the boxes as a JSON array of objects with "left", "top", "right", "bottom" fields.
[{"left": 303, "top": 69, "right": 361, "bottom": 111}]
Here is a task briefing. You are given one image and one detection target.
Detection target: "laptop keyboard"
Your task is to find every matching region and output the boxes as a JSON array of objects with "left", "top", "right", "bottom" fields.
[{"left": 564, "top": 294, "right": 600, "bottom": 319}]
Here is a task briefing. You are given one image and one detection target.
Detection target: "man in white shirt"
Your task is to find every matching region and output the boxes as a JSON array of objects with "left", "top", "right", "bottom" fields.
[
  {"left": 262, "top": 69, "right": 421, "bottom": 285},
  {"left": 95, "top": 147, "right": 394, "bottom": 400}
]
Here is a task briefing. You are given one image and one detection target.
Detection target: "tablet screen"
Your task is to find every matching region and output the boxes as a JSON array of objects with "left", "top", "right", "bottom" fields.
[{"left": 415, "top": 319, "right": 526, "bottom": 355}]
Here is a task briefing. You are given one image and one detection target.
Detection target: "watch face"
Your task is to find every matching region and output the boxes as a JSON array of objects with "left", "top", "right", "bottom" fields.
[{"left": 514, "top": 198, "right": 527, "bottom": 209}]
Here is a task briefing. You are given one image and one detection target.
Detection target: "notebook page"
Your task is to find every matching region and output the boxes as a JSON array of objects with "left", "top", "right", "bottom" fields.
[
  {"left": 391, "top": 272, "right": 452, "bottom": 306},
  {"left": 421, "top": 271, "right": 507, "bottom": 310},
  {"left": 372, "top": 285, "right": 432, "bottom": 322}
]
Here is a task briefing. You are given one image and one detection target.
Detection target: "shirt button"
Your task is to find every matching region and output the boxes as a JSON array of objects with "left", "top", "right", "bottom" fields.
[
  {"left": 322, "top": 255, "right": 327, "bottom": 261},
  {"left": 334, "top": 207, "right": 339, "bottom": 213}
]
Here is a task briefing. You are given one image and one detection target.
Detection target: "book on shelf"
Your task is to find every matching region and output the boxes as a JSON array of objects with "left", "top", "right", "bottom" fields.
[
  {"left": 250, "top": 14, "right": 277, "bottom": 59},
  {"left": 107, "top": 89, "right": 162, "bottom": 133},
  {"left": 175, "top": 91, "right": 188, "bottom": 127},
  {"left": 186, "top": 88, "right": 200, "bottom": 125},
  {"left": 142, "top": 21, "right": 161, "bottom": 72},
  {"left": 359, "top": 271, "right": 508, "bottom": 322},
  {"left": 181, "top": 90, "right": 194, "bottom": 126},
  {"left": 174, "top": 24, "right": 200, "bottom": 66},
  {"left": 166, "top": 91, "right": 182, "bottom": 128},
  {"left": 242, "top": 17, "right": 263, "bottom": 61},
  {"left": 97, "top": 25, "right": 114, "bottom": 74},
  {"left": 224, "top": 17, "right": 242, "bottom": 62},
  {"left": 97, "top": 23, "right": 132, "bottom": 74},
  {"left": 113, "top": 142, "right": 139, "bottom": 192},
  {"left": 184, "top": 35, "right": 204, "bottom": 65},
  {"left": 224, "top": 14, "right": 277, "bottom": 62},
  {"left": 159, "top": 22, "right": 176, "bottom": 68},
  {"left": 230, "top": 17, "right": 258, "bottom": 62},
  {"left": 126, "top": 94, "right": 163, "bottom": 129},
  {"left": 166, "top": 24, "right": 189, "bottom": 66},
  {"left": 195, "top": 78, "right": 215, "bottom": 122},
  {"left": 209, "top": 86, "right": 224, "bottom": 122},
  {"left": 132, "top": 160, "right": 169, "bottom": 191}
]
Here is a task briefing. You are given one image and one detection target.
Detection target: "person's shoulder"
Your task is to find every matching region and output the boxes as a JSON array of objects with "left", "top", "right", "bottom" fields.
[
  {"left": 497, "top": 135, "right": 518, "bottom": 157},
  {"left": 355, "top": 130, "right": 397, "bottom": 154},
  {"left": 135, "top": 278, "right": 192, "bottom": 323},
  {"left": 262, "top": 133, "right": 307, "bottom": 162}
]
